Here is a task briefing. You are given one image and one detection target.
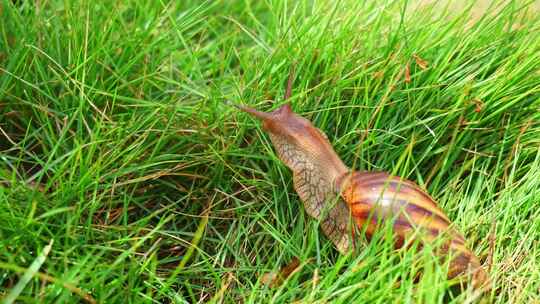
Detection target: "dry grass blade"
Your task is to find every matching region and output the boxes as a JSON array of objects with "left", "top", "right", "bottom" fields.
[
  {"left": 261, "top": 257, "right": 303, "bottom": 288},
  {"left": 413, "top": 54, "right": 429, "bottom": 70},
  {"left": 209, "top": 272, "right": 234, "bottom": 304},
  {"left": 404, "top": 63, "right": 411, "bottom": 83}
]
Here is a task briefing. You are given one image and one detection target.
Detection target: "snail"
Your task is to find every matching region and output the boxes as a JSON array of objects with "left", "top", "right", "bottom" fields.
[{"left": 230, "top": 101, "right": 489, "bottom": 289}]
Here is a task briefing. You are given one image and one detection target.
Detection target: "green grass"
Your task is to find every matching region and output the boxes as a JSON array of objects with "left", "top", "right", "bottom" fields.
[{"left": 1, "top": 0, "right": 539, "bottom": 302}]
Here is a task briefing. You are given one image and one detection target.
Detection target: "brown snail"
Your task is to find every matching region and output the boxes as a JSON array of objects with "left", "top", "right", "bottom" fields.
[{"left": 231, "top": 101, "right": 489, "bottom": 289}]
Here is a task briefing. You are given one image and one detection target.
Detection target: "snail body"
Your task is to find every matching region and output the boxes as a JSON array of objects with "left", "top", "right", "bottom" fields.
[{"left": 234, "top": 102, "right": 488, "bottom": 288}]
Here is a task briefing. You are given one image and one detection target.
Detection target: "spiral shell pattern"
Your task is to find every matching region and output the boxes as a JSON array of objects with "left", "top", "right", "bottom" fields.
[{"left": 338, "top": 171, "right": 488, "bottom": 287}]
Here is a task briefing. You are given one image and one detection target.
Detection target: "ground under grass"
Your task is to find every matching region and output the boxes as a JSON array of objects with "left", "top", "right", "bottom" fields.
[{"left": 1, "top": 0, "right": 539, "bottom": 303}]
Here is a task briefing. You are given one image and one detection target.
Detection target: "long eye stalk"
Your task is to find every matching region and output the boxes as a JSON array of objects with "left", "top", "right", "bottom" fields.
[{"left": 225, "top": 101, "right": 272, "bottom": 120}]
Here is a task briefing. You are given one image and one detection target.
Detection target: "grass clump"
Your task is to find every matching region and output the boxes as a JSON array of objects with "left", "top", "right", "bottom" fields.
[{"left": 1, "top": 0, "right": 539, "bottom": 302}]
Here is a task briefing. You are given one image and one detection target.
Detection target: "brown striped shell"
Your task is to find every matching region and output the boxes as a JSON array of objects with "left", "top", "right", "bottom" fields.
[{"left": 337, "top": 171, "right": 488, "bottom": 287}]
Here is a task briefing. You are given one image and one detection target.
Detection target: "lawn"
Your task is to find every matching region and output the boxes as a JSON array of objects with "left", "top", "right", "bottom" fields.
[{"left": 1, "top": 0, "right": 539, "bottom": 303}]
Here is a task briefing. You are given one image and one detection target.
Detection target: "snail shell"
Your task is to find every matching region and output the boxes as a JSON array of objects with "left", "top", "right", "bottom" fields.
[{"left": 337, "top": 171, "right": 488, "bottom": 287}]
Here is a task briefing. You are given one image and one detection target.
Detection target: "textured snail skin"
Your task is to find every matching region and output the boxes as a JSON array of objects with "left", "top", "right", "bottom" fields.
[{"left": 236, "top": 102, "right": 489, "bottom": 289}]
